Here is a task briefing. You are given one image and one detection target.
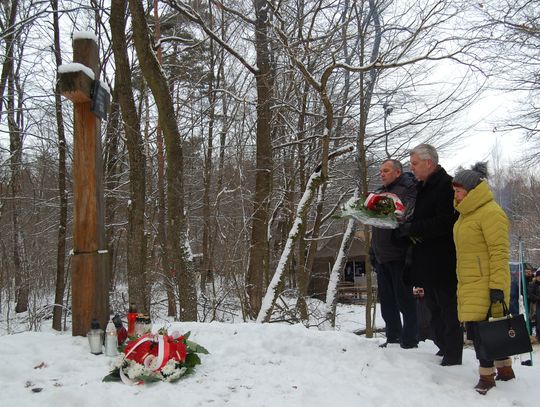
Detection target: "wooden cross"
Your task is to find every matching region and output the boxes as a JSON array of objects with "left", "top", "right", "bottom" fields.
[{"left": 57, "top": 35, "right": 109, "bottom": 336}]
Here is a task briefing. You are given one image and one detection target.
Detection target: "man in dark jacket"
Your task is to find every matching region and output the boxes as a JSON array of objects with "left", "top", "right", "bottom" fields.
[
  {"left": 398, "top": 144, "right": 463, "bottom": 365},
  {"left": 371, "top": 159, "right": 418, "bottom": 349}
]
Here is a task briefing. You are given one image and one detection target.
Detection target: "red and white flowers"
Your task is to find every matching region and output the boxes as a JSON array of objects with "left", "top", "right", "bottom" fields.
[{"left": 103, "top": 330, "right": 208, "bottom": 384}]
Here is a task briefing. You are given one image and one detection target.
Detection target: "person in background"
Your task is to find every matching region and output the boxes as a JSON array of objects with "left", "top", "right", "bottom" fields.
[
  {"left": 452, "top": 162, "right": 515, "bottom": 395},
  {"left": 527, "top": 268, "right": 535, "bottom": 282},
  {"left": 527, "top": 269, "right": 540, "bottom": 341},
  {"left": 396, "top": 143, "right": 463, "bottom": 365},
  {"left": 510, "top": 265, "right": 534, "bottom": 316},
  {"left": 524, "top": 267, "right": 535, "bottom": 327},
  {"left": 370, "top": 159, "right": 418, "bottom": 349}
]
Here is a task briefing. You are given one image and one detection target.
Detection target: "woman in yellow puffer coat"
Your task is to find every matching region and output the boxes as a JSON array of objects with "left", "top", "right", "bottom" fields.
[{"left": 452, "top": 162, "right": 515, "bottom": 395}]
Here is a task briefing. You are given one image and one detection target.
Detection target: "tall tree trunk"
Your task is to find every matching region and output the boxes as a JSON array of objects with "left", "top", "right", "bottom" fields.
[
  {"left": 9, "top": 86, "right": 27, "bottom": 313},
  {"left": 356, "top": 0, "right": 382, "bottom": 338},
  {"left": 290, "top": 66, "right": 335, "bottom": 320},
  {"left": 200, "top": 4, "right": 217, "bottom": 294},
  {"left": 157, "top": 123, "right": 176, "bottom": 316},
  {"left": 5, "top": 2, "right": 27, "bottom": 313},
  {"left": 111, "top": 0, "right": 149, "bottom": 313},
  {"left": 51, "top": 0, "right": 68, "bottom": 330},
  {"left": 317, "top": 0, "right": 355, "bottom": 328},
  {"left": 246, "top": 0, "right": 274, "bottom": 318},
  {"left": 296, "top": 80, "right": 308, "bottom": 308},
  {"left": 152, "top": 0, "right": 176, "bottom": 318},
  {"left": 0, "top": 0, "right": 19, "bottom": 116},
  {"left": 334, "top": 0, "right": 352, "bottom": 149},
  {"left": 103, "top": 91, "right": 121, "bottom": 294},
  {"left": 128, "top": 0, "right": 197, "bottom": 320}
]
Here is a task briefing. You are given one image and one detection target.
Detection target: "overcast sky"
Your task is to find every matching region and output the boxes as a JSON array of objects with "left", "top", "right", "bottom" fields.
[{"left": 439, "top": 90, "right": 526, "bottom": 174}]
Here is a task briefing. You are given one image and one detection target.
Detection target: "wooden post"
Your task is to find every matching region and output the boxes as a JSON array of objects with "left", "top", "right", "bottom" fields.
[{"left": 58, "top": 36, "right": 109, "bottom": 336}]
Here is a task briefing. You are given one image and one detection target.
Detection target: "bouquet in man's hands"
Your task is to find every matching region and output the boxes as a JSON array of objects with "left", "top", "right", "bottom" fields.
[{"left": 338, "top": 192, "right": 406, "bottom": 229}]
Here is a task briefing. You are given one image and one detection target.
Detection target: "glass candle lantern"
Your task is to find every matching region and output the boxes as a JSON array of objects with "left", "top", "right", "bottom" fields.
[
  {"left": 87, "top": 319, "right": 104, "bottom": 355},
  {"left": 104, "top": 319, "right": 118, "bottom": 357}
]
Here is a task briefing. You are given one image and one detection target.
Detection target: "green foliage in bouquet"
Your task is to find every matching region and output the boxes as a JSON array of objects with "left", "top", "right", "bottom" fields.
[
  {"left": 359, "top": 195, "right": 396, "bottom": 216},
  {"left": 335, "top": 193, "right": 404, "bottom": 229}
]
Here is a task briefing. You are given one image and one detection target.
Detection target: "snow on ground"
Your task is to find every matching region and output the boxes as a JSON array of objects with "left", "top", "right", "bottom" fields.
[{"left": 2, "top": 307, "right": 538, "bottom": 407}]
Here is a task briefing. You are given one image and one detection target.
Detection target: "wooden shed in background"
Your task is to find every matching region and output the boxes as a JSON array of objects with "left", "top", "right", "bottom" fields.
[{"left": 308, "top": 231, "right": 376, "bottom": 304}]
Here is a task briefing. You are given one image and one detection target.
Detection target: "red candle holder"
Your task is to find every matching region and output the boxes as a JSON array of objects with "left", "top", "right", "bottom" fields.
[{"left": 127, "top": 305, "right": 137, "bottom": 337}]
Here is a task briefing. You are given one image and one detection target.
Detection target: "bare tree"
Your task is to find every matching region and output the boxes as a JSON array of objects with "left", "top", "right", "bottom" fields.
[
  {"left": 0, "top": 0, "right": 19, "bottom": 116},
  {"left": 475, "top": 2, "right": 540, "bottom": 160},
  {"left": 3, "top": 0, "right": 29, "bottom": 313},
  {"left": 164, "top": 0, "right": 277, "bottom": 318},
  {"left": 110, "top": 0, "right": 149, "bottom": 313},
  {"left": 51, "top": 0, "right": 68, "bottom": 330},
  {"left": 0, "top": 0, "right": 517, "bottom": 331},
  {"left": 128, "top": 0, "right": 197, "bottom": 320}
]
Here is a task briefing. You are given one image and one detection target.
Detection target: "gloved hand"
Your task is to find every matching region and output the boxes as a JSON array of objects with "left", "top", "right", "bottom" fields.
[{"left": 489, "top": 289, "right": 504, "bottom": 304}]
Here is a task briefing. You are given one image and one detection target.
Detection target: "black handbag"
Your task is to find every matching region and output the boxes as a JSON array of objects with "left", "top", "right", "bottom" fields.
[{"left": 475, "top": 302, "right": 532, "bottom": 360}]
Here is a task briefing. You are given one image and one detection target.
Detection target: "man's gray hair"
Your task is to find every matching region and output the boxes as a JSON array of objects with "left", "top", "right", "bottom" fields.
[
  {"left": 382, "top": 159, "right": 403, "bottom": 172},
  {"left": 410, "top": 143, "right": 439, "bottom": 165}
]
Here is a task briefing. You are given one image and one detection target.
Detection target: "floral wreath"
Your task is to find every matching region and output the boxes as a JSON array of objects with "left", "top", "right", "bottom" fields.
[{"left": 103, "top": 330, "right": 208, "bottom": 384}]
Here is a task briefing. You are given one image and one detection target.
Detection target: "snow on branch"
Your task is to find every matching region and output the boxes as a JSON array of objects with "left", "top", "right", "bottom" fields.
[
  {"left": 256, "top": 170, "right": 323, "bottom": 323},
  {"left": 320, "top": 217, "right": 356, "bottom": 331},
  {"left": 256, "top": 143, "right": 354, "bottom": 323}
]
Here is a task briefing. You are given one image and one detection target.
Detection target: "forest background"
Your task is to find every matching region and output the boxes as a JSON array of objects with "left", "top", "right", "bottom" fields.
[{"left": 0, "top": 0, "right": 539, "bottom": 334}]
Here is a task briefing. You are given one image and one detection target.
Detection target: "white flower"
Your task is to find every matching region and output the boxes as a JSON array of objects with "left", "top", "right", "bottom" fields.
[
  {"left": 125, "top": 361, "right": 145, "bottom": 379},
  {"left": 165, "top": 366, "right": 187, "bottom": 382},
  {"left": 161, "top": 359, "right": 178, "bottom": 376},
  {"left": 111, "top": 354, "right": 126, "bottom": 369}
]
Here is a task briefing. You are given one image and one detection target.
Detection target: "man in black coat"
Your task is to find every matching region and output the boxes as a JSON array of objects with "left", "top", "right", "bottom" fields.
[
  {"left": 371, "top": 159, "right": 418, "bottom": 349},
  {"left": 399, "top": 143, "right": 463, "bottom": 365}
]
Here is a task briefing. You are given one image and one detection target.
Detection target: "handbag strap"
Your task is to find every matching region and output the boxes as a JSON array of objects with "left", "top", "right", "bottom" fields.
[{"left": 486, "top": 301, "right": 510, "bottom": 319}]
